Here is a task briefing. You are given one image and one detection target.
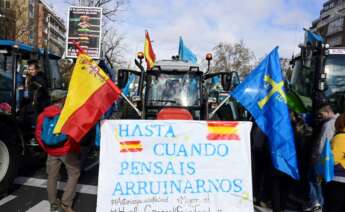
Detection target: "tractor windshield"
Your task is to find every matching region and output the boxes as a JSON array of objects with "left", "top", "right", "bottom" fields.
[
  {"left": 0, "top": 54, "right": 13, "bottom": 104},
  {"left": 290, "top": 57, "right": 314, "bottom": 98},
  {"left": 324, "top": 54, "right": 345, "bottom": 96},
  {"left": 146, "top": 72, "right": 201, "bottom": 107}
]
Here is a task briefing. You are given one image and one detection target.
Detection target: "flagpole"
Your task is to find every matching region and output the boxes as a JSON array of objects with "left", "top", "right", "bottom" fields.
[{"left": 209, "top": 95, "right": 231, "bottom": 119}]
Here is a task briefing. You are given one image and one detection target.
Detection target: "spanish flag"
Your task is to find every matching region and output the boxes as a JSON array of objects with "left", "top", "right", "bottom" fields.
[
  {"left": 120, "top": 140, "right": 143, "bottom": 153},
  {"left": 54, "top": 54, "right": 121, "bottom": 142},
  {"left": 144, "top": 30, "right": 156, "bottom": 70},
  {"left": 207, "top": 122, "right": 240, "bottom": 140}
]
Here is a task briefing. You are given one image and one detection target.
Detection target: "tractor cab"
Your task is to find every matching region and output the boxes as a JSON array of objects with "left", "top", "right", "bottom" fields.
[
  {"left": 117, "top": 53, "right": 243, "bottom": 121},
  {"left": 145, "top": 60, "right": 203, "bottom": 119},
  {"left": 0, "top": 40, "right": 64, "bottom": 115},
  {"left": 290, "top": 47, "right": 345, "bottom": 113}
]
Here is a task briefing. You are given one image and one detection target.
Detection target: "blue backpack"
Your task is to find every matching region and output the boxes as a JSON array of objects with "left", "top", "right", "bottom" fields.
[{"left": 41, "top": 115, "right": 68, "bottom": 147}]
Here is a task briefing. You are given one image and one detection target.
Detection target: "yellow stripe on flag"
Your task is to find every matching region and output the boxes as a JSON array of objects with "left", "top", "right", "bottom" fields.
[
  {"left": 120, "top": 144, "right": 142, "bottom": 149},
  {"left": 144, "top": 31, "right": 156, "bottom": 69},
  {"left": 208, "top": 126, "right": 238, "bottom": 135},
  {"left": 54, "top": 54, "right": 110, "bottom": 134}
]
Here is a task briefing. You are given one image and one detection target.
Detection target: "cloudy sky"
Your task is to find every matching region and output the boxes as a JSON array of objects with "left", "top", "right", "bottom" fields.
[{"left": 46, "top": 0, "right": 324, "bottom": 63}]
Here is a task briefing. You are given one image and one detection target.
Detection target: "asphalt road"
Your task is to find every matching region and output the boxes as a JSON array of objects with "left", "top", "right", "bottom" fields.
[
  {"left": 0, "top": 152, "right": 319, "bottom": 212},
  {"left": 0, "top": 153, "right": 99, "bottom": 212}
]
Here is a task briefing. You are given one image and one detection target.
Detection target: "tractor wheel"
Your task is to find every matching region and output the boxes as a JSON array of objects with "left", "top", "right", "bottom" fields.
[{"left": 0, "top": 130, "right": 20, "bottom": 196}]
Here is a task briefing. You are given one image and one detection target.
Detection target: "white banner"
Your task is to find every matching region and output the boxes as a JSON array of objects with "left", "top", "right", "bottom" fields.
[{"left": 97, "top": 120, "right": 253, "bottom": 212}]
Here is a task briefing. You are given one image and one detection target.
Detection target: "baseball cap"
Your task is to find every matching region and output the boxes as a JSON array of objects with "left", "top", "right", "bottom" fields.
[{"left": 50, "top": 89, "right": 67, "bottom": 102}]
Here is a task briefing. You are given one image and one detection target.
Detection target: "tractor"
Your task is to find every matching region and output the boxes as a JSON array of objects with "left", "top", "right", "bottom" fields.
[
  {"left": 0, "top": 40, "right": 65, "bottom": 196},
  {"left": 117, "top": 53, "right": 243, "bottom": 121}
]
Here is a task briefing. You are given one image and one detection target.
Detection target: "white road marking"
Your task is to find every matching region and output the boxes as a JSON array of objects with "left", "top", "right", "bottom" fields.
[
  {"left": 0, "top": 195, "right": 17, "bottom": 206},
  {"left": 26, "top": 200, "right": 50, "bottom": 212},
  {"left": 14, "top": 177, "right": 98, "bottom": 195},
  {"left": 83, "top": 160, "right": 99, "bottom": 171}
]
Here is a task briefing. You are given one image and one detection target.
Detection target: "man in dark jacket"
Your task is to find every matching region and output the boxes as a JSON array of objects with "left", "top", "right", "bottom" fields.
[
  {"left": 26, "top": 60, "right": 50, "bottom": 112},
  {"left": 19, "top": 60, "right": 50, "bottom": 128},
  {"left": 35, "top": 90, "right": 80, "bottom": 212}
]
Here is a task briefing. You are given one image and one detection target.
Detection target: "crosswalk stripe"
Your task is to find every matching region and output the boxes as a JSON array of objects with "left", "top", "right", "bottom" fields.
[
  {"left": 26, "top": 200, "right": 50, "bottom": 212},
  {"left": 0, "top": 195, "right": 17, "bottom": 206},
  {"left": 14, "top": 177, "right": 98, "bottom": 195}
]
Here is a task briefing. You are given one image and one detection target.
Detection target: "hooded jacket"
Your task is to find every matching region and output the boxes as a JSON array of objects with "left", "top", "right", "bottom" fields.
[{"left": 35, "top": 104, "right": 80, "bottom": 156}]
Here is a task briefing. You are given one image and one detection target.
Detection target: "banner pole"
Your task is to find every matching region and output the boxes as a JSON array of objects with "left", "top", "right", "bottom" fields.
[{"left": 209, "top": 95, "right": 231, "bottom": 119}]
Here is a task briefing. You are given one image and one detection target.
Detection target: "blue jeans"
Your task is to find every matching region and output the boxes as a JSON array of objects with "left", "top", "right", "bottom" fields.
[{"left": 308, "top": 167, "right": 324, "bottom": 206}]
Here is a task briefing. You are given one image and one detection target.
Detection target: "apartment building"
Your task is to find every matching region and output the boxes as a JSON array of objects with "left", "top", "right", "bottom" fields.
[
  {"left": 0, "top": 0, "right": 15, "bottom": 40},
  {"left": 0, "top": 0, "right": 66, "bottom": 56},
  {"left": 311, "top": 0, "right": 345, "bottom": 46}
]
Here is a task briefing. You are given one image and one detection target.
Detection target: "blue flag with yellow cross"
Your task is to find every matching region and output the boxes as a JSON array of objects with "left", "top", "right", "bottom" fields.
[
  {"left": 230, "top": 47, "right": 299, "bottom": 180},
  {"left": 315, "top": 139, "right": 334, "bottom": 182}
]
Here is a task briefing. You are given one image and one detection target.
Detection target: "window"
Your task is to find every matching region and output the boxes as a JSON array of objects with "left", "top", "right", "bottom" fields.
[
  {"left": 324, "top": 55, "right": 345, "bottom": 96},
  {"left": 327, "top": 35, "right": 343, "bottom": 46},
  {"left": 146, "top": 73, "right": 201, "bottom": 107},
  {"left": 327, "top": 18, "right": 344, "bottom": 35},
  {"left": 5, "top": 0, "right": 9, "bottom": 8},
  {"left": 0, "top": 54, "right": 13, "bottom": 104}
]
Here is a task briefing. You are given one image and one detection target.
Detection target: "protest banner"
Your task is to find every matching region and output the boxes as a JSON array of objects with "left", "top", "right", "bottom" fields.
[
  {"left": 97, "top": 120, "right": 253, "bottom": 212},
  {"left": 66, "top": 6, "right": 102, "bottom": 59}
]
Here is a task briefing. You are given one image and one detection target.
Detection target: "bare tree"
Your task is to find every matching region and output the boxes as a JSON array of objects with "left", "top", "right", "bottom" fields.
[
  {"left": 102, "top": 28, "right": 127, "bottom": 66},
  {"left": 12, "top": 0, "right": 31, "bottom": 44},
  {"left": 212, "top": 40, "right": 256, "bottom": 78}
]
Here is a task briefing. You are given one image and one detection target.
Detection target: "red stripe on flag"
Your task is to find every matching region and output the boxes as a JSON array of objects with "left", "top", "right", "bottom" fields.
[
  {"left": 61, "top": 80, "right": 120, "bottom": 142},
  {"left": 207, "top": 122, "right": 239, "bottom": 127},
  {"left": 207, "top": 133, "right": 240, "bottom": 140},
  {"left": 120, "top": 148, "right": 143, "bottom": 153},
  {"left": 120, "top": 141, "right": 141, "bottom": 145}
]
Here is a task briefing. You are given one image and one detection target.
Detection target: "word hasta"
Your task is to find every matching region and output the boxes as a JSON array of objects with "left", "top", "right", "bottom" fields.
[{"left": 118, "top": 124, "right": 175, "bottom": 138}]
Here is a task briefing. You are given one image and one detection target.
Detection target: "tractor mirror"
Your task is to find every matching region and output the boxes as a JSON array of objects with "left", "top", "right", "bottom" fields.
[
  {"left": 117, "top": 69, "right": 129, "bottom": 88},
  {"left": 221, "top": 73, "right": 232, "bottom": 91}
]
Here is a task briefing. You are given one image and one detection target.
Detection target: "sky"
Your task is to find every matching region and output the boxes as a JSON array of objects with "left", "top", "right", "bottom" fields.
[{"left": 46, "top": 0, "right": 324, "bottom": 64}]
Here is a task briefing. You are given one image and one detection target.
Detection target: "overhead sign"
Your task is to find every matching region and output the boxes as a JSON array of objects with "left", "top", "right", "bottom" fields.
[
  {"left": 97, "top": 120, "right": 254, "bottom": 212},
  {"left": 66, "top": 6, "right": 102, "bottom": 59}
]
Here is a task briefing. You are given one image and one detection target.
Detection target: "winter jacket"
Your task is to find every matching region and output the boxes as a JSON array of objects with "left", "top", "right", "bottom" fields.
[
  {"left": 331, "top": 130, "right": 345, "bottom": 183},
  {"left": 35, "top": 104, "right": 80, "bottom": 156},
  {"left": 311, "top": 114, "right": 339, "bottom": 163}
]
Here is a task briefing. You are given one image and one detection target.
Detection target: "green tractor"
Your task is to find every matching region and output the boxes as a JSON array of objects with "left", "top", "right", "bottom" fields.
[{"left": 289, "top": 38, "right": 345, "bottom": 114}]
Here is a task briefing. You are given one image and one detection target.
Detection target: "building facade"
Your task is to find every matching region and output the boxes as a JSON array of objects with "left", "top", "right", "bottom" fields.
[
  {"left": 37, "top": 0, "right": 66, "bottom": 56},
  {"left": 311, "top": 0, "right": 345, "bottom": 47},
  {"left": 0, "top": 0, "right": 66, "bottom": 56},
  {"left": 0, "top": 0, "right": 16, "bottom": 40}
]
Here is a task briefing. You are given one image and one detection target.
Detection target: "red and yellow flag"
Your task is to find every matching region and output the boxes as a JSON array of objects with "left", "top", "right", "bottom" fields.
[
  {"left": 207, "top": 122, "right": 240, "bottom": 140},
  {"left": 144, "top": 30, "right": 156, "bottom": 70},
  {"left": 54, "top": 54, "right": 121, "bottom": 142},
  {"left": 120, "top": 140, "right": 143, "bottom": 153}
]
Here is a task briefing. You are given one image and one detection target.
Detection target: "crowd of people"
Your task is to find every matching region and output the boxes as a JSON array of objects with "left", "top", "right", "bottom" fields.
[
  {"left": 252, "top": 102, "right": 345, "bottom": 212},
  {"left": 18, "top": 59, "right": 344, "bottom": 212}
]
